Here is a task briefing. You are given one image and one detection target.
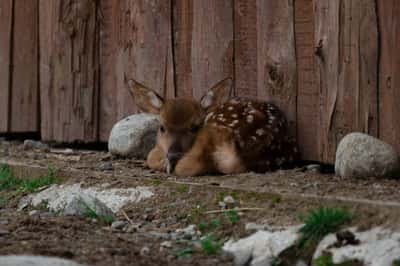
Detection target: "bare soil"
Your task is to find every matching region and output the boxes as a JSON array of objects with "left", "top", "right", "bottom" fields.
[{"left": 0, "top": 141, "right": 400, "bottom": 265}]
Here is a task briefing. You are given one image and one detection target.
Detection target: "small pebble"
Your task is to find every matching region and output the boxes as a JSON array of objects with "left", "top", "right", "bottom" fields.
[
  {"left": 111, "top": 220, "right": 127, "bottom": 231},
  {"left": 218, "top": 201, "right": 227, "bottom": 209},
  {"left": 98, "top": 162, "right": 114, "bottom": 171},
  {"left": 223, "top": 196, "right": 236, "bottom": 205},
  {"left": 140, "top": 246, "right": 150, "bottom": 256},
  {"left": 160, "top": 241, "right": 172, "bottom": 248},
  {"left": 29, "top": 210, "right": 39, "bottom": 216},
  {"left": 0, "top": 220, "right": 9, "bottom": 225},
  {"left": 23, "top": 139, "right": 49, "bottom": 151},
  {"left": 306, "top": 164, "right": 321, "bottom": 173}
]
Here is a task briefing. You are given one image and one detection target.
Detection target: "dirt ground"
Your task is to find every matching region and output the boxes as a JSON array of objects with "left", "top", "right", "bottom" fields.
[{"left": 0, "top": 140, "right": 400, "bottom": 265}]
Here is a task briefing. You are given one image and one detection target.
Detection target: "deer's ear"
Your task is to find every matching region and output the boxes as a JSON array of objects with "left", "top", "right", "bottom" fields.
[
  {"left": 127, "top": 79, "right": 164, "bottom": 114},
  {"left": 200, "top": 77, "right": 233, "bottom": 110}
]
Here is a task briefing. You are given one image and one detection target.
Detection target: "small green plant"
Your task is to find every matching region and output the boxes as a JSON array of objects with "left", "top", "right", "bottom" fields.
[
  {"left": 81, "top": 201, "right": 115, "bottom": 225},
  {"left": 197, "top": 218, "right": 221, "bottom": 232},
  {"left": 299, "top": 207, "right": 351, "bottom": 248},
  {"left": 314, "top": 255, "right": 334, "bottom": 266},
  {"left": 200, "top": 234, "right": 222, "bottom": 255},
  {"left": 151, "top": 179, "right": 162, "bottom": 186},
  {"left": 0, "top": 165, "right": 58, "bottom": 193},
  {"left": 271, "top": 195, "right": 281, "bottom": 204},
  {"left": 173, "top": 247, "right": 193, "bottom": 258},
  {"left": 225, "top": 209, "right": 240, "bottom": 224},
  {"left": 176, "top": 184, "right": 189, "bottom": 193},
  {"left": 271, "top": 256, "right": 283, "bottom": 266}
]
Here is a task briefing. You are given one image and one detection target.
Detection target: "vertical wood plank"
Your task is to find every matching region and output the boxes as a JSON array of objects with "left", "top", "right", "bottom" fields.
[
  {"left": 378, "top": 0, "right": 400, "bottom": 152},
  {"left": 0, "top": 0, "right": 13, "bottom": 132},
  {"left": 40, "top": 0, "right": 100, "bottom": 142},
  {"left": 173, "top": 0, "right": 233, "bottom": 100},
  {"left": 234, "top": 0, "right": 258, "bottom": 98},
  {"left": 234, "top": 0, "right": 297, "bottom": 136},
  {"left": 294, "top": 0, "right": 320, "bottom": 160},
  {"left": 11, "top": 0, "right": 39, "bottom": 132},
  {"left": 99, "top": 0, "right": 175, "bottom": 141},
  {"left": 314, "top": 0, "right": 378, "bottom": 163}
]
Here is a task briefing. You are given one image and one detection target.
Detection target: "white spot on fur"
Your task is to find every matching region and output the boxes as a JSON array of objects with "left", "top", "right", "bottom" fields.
[
  {"left": 256, "top": 129, "right": 265, "bottom": 136},
  {"left": 231, "top": 114, "right": 238, "bottom": 118},
  {"left": 228, "top": 106, "right": 234, "bottom": 111},
  {"left": 246, "top": 115, "right": 254, "bottom": 123},
  {"left": 251, "top": 136, "right": 257, "bottom": 141},
  {"left": 205, "top": 112, "right": 214, "bottom": 122}
]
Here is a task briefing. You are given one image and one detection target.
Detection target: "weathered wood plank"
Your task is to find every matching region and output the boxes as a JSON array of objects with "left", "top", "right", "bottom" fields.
[
  {"left": 40, "top": 0, "right": 100, "bottom": 142},
  {"left": 10, "top": 0, "right": 39, "bottom": 132},
  {"left": 294, "top": 0, "right": 320, "bottom": 160},
  {"left": 0, "top": 0, "right": 13, "bottom": 132},
  {"left": 378, "top": 0, "right": 400, "bottom": 152},
  {"left": 174, "top": 0, "right": 233, "bottom": 100},
  {"left": 314, "top": 0, "right": 378, "bottom": 163},
  {"left": 234, "top": 0, "right": 258, "bottom": 98},
  {"left": 99, "top": 0, "right": 175, "bottom": 141},
  {"left": 234, "top": 0, "right": 297, "bottom": 136}
]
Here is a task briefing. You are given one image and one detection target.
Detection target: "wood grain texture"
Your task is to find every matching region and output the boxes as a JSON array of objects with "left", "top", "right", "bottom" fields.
[
  {"left": 99, "top": 0, "right": 175, "bottom": 141},
  {"left": 235, "top": 0, "right": 297, "bottom": 136},
  {"left": 10, "top": 0, "right": 39, "bottom": 132},
  {"left": 0, "top": 0, "right": 13, "bottom": 132},
  {"left": 294, "top": 0, "right": 320, "bottom": 160},
  {"left": 40, "top": 0, "right": 100, "bottom": 142},
  {"left": 173, "top": 0, "right": 233, "bottom": 100},
  {"left": 314, "top": 0, "right": 378, "bottom": 163},
  {"left": 378, "top": 0, "right": 400, "bottom": 152}
]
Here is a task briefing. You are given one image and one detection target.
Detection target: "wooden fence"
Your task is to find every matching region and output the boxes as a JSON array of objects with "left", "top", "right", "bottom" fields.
[{"left": 0, "top": 0, "right": 399, "bottom": 164}]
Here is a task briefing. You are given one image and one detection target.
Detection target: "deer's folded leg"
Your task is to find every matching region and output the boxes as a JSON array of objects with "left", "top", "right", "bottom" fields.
[
  {"left": 174, "top": 155, "right": 208, "bottom": 177},
  {"left": 146, "top": 145, "right": 166, "bottom": 171}
]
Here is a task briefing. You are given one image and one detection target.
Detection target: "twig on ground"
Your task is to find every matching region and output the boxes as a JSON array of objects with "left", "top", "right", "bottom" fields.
[{"left": 205, "top": 208, "right": 263, "bottom": 214}]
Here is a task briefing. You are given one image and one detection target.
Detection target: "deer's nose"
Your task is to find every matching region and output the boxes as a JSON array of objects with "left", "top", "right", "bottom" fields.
[{"left": 167, "top": 152, "right": 183, "bottom": 166}]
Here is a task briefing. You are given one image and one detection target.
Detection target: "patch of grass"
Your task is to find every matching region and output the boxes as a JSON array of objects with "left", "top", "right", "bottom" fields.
[
  {"left": 200, "top": 234, "right": 222, "bottom": 255},
  {"left": 176, "top": 184, "right": 189, "bottom": 193},
  {"left": 299, "top": 207, "right": 351, "bottom": 248},
  {"left": 197, "top": 218, "right": 221, "bottom": 232},
  {"left": 0, "top": 165, "right": 22, "bottom": 191},
  {"left": 0, "top": 165, "right": 58, "bottom": 193},
  {"left": 173, "top": 247, "right": 193, "bottom": 258},
  {"left": 81, "top": 200, "right": 115, "bottom": 225},
  {"left": 225, "top": 209, "right": 240, "bottom": 224},
  {"left": 187, "top": 204, "right": 206, "bottom": 224},
  {"left": 314, "top": 255, "right": 355, "bottom": 266},
  {"left": 271, "top": 195, "right": 281, "bottom": 204}
]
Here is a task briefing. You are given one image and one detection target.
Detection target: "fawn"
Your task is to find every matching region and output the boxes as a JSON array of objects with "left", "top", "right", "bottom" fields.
[{"left": 128, "top": 78, "right": 299, "bottom": 176}]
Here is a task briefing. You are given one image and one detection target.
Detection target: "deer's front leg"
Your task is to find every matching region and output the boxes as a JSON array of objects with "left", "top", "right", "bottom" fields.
[
  {"left": 146, "top": 145, "right": 166, "bottom": 171},
  {"left": 174, "top": 154, "right": 209, "bottom": 177}
]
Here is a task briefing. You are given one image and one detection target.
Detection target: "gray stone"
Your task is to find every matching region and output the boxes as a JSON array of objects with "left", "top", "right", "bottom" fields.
[
  {"left": 20, "top": 183, "right": 154, "bottom": 215},
  {"left": 23, "top": 140, "right": 49, "bottom": 151},
  {"left": 335, "top": 132, "right": 400, "bottom": 178},
  {"left": 108, "top": 113, "right": 159, "bottom": 159},
  {"left": 0, "top": 229, "right": 10, "bottom": 236},
  {"left": 223, "top": 225, "right": 301, "bottom": 266},
  {"left": 0, "top": 255, "right": 85, "bottom": 266},
  {"left": 313, "top": 227, "right": 400, "bottom": 266},
  {"left": 140, "top": 246, "right": 150, "bottom": 256}
]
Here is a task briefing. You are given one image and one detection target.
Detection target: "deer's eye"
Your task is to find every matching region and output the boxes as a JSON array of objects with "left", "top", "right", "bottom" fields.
[
  {"left": 159, "top": 126, "right": 165, "bottom": 133},
  {"left": 191, "top": 124, "right": 201, "bottom": 133}
]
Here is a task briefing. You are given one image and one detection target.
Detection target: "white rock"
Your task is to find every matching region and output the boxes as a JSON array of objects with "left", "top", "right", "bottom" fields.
[
  {"left": 313, "top": 227, "right": 400, "bottom": 266},
  {"left": 20, "top": 183, "right": 154, "bottom": 215},
  {"left": 223, "top": 225, "right": 301, "bottom": 266},
  {"left": 0, "top": 255, "right": 85, "bottom": 266},
  {"left": 335, "top": 132, "right": 400, "bottom": 178},
  {"left": 108, "top": 113, "right": 159, "bottom": 159}
]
